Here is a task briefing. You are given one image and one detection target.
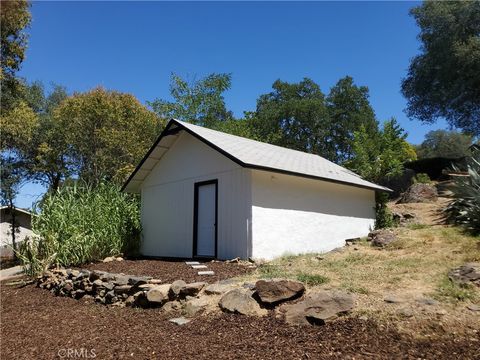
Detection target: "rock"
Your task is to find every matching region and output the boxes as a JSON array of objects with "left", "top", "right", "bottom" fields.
[
  {"left": 148, "top": 279, "right": 162, "bottom": 284},
  {"left": 448, "top": 263, "right": 480, "bottom": 288},
  {"left": 416, "top": 298, "right": 438, "bottom": 306},
  {"left": 169, "top": 317, "right": 190, "bottom": 325},
  {"left": 398, "top": 308, "right": 414, "bottom": 318},
  {"left": 114, "top": 285, "right": 132, "bottom": 295},
  {"left": 67, "top": 269, "right": 80, "bottom": 278},
  {"left": 180, "top": 282, "right": 206, "bottom": 297},
  {"left": 397, "top": 183, "right": 438, "bottom": 204},
  {"left": 218, "top": 288, "right": 267, "bottom": 316},
  {"left": 255, "top": 279, "right": 305, "bottom": 305},
  {"left": 125, "top": 296, "right": 135, "bottom": 307},
  {"left": 133, "top": 291, "right": 148, "bottom": 307},
  {"left": 184, "top": 296, "right": 211, "bottom": 317},
  {"left": 115, "top": 257, "right": 124, "bottom": 261},
  {"left": 146, "top": 284, "right": 171, "bottom": 305},
  {"left": 242, "top": 282, "right": 256, "bottom": 291},
  {"left": 368, "top": 230, "right": 397, "bottom": 247},
  {"left": 103, "top": 256, "right": 116, "bottom": 263},
  {"left": 384, "top": 295, "right": 405, "bottom": 304},
  {"left": 162, "top": 300, "right": 182, "bottom": 313},
  {"left": 128, "top": 276, "right": 152, "bottom": 286},
  {"left": 345, "top": 238, "right": 361, "bottom": 246},
  {"left": 392, "top": 211, "right": 416, "bottom": 225},
  {"left": 281, "top": 290, "right": 355, "bottom": 325},
  {"left": 170, "top": 280, "right": 187, "bottom": 297},
  {"left": 226, "top": 257, "right": 240, "bottom": 263},
  {"left": 204, "top": 282, "right": 236, "bottom": 295},
  {"left": 467, "top": 304, "right": 480, "bottom": 312},
  {"left": 138, "top": 284, "right": 159, "bottom": 291},
  {"left": 113, "top": 275, "right": 129, "bottom": 286}
]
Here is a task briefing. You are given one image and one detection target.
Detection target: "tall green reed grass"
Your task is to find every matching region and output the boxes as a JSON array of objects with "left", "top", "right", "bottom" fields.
[{"left": 19, "top": 182, "right": 141, "bottom": 275}]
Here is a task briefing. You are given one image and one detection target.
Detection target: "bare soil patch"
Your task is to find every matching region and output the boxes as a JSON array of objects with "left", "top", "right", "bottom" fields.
[
  {"left": 79, "top": 259, "right": 254, "bottom": 283},
  {"left": 1, "top": 282, "right": 479, "bottom": 359}
]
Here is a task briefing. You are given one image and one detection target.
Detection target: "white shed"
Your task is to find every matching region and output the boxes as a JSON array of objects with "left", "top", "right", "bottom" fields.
[{"left": 123, "top": 119, "right": 389, "bottom": 260}]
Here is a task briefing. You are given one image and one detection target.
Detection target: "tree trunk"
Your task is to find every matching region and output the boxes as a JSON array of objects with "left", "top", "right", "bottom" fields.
[{"left": 8, "top": 198, "right": 18, "bottom": 261}]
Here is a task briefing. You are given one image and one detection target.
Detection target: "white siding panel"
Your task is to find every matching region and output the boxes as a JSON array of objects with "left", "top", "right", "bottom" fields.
[
  {"left": 251, "top": 170, "right": 375, "bottom": 260},
  {"left": 140, "top": 132, "right": 251, "bottom": 259}
]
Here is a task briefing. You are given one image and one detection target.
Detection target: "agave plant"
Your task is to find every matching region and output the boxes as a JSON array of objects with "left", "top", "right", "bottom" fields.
[{"left": 446, "top": 146, "right": 480, "bottom": 234}]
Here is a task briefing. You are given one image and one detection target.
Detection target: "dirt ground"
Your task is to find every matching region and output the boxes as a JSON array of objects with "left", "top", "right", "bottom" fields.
[
  {"left": 79, "top": 259, "right": 255, "bottom": 283},
  {"left": 1, "top": 282, "right": 479, "bottom": 360}
]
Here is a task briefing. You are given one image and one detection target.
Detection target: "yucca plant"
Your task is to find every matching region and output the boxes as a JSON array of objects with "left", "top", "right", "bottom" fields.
[
  {"left": 445, "top": 146, "right": 480, "bottom": 234},
  {"left": 19, "top": 182, "right": 141, "bottom": 274}
]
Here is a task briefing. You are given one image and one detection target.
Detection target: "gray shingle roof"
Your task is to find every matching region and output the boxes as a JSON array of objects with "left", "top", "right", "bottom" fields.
[{"left": 123, "top": 119, "right": 391, "bottom": 193}]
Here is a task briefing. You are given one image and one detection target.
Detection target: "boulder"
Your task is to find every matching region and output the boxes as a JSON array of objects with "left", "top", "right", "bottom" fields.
[
  {"left": 113, "top": 275, "right": 129, "bottom": 286},
  {"left": 219, "top": 288, "right": 267, "bottom": 316},
  {"left": 281, "top": 290, "right": 355, "bottom": 325},
  {"left": 146, "top": 284, "right": 171, "bottom": 305},
  {"left": 204, "top": 282, "right": 236, "bottom": 295},
  {"left": 179, "top": 282, "right": 206, "bottom": 297},
  {"left": 255, "top": 279, "right": 305, "bottom": 305},
  {"left": 448, "top": 263, "right": 480, "bottom": 287},
  {"left": 368, "top": 230, "right": 397, "bottom": 247},
  {"left": 397, "top": 183, "right": 438, "bottom": 204},
  {"left": 170, "top": 280, "right": 187, "bottom": 298},
  {"left": 184, "top": 296, "right": 211, "bottom": 317},
  {"left": 162, "top": 300, "right": 182, "bottom": 313},
  {"left": 103, "top": 256, "right": 116, "bottom": 263}
]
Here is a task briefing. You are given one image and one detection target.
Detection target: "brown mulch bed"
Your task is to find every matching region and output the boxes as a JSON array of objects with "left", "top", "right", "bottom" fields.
[
  {"left": 79, "top": 259, "right": 254, "bottom": 283},
  {"left": 1, "top": 283, "right": 479, "bottom": 360}
]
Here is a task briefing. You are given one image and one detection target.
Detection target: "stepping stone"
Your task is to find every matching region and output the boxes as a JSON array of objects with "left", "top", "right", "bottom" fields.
[
  {"left": 169, "top": 317, "right": 190, "bottom": 326},
  {"left": 185, "top": 261, "right": 200, "bottom": 265},
  {"left": 198, "top": 271, "right": 215, "bottom": 276},
  {"left": 191, "top": 265, "right": 208, "bottom": 269}
]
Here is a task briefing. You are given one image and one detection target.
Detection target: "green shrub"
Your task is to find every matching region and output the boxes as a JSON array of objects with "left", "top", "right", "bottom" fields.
[
  {"left": 19, "top": 182, "right": 141, "bottom": 273},
  {"left": 375, "top": 192, "right": 394, "bottom": 229},
  {"left": 413, "top": 173, "right": 431, "bottom": 184},
  {"left": 445, "top": 147, "right": 480, "bottom": 234},
  {"left": 296, "top": 272, "right": 329, "bottom": 286}
]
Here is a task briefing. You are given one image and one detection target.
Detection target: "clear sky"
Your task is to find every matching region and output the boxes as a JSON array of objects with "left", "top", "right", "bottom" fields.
[{"left": 16, "top": 1, "right": 449, "bottom": 209}]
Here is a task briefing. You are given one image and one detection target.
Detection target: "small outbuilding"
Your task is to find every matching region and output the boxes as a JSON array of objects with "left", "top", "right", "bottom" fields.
[
  {"left": 0, "top": 206, "right": 33, "bottom": 259},
  {"left": 123, "top": 119, "right": 389, "bottom": 260}
]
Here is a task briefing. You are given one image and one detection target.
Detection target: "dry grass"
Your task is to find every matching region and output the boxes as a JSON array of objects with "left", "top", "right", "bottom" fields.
[
  {"left": 244, "top": 224, "right": 480, "bottom": 336},
  {"left": 252, "top": 226, "right": 479, "bottom": 297}
]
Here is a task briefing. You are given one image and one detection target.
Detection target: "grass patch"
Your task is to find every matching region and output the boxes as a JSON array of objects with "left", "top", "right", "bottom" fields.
[
  {"left": 407, "top": 223, "right": 429, "bottom": 230},
  {"left": 296, "top": 272, "right": 329, "bottom": 286},
  {"left": 257, "top": 264, "right": 289, "bottom": 279},
  {"left": 434, "top": 276, "right": 478, "bottom": 303}
]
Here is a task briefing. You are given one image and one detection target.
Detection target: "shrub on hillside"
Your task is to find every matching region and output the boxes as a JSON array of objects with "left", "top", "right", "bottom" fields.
[
  {"left": 413, "top": 173, "right": 431, "bottom": 184},
  {"left": 18, "top": 183, "right": 141, "bottom": 274},
  {"left": 445, "top": 147, "right": 480, "bottom": 234}
]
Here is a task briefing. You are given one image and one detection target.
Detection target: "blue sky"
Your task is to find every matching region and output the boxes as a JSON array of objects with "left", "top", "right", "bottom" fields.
[{"left": 16, "top": 1, "right": 449, "bottom": 209}]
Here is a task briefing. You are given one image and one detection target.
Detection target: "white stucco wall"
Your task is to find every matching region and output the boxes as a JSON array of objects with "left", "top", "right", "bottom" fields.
[
  {"left": 140, "top": 131, "right": 251, "bottom": 259},
  {"left": 250, "top": 170, "right": 375, "bottom": 260}
]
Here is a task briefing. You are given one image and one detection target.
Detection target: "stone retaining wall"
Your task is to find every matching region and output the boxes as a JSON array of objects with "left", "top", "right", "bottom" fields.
[{"left": 37, "top": 269, "right": 355, "bottom": 325}]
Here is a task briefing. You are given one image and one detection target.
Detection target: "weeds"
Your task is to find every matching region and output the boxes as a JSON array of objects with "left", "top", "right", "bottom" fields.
[
  {"left": 434, "top": 276, "right": 478, "bottom": 303},
  {"left": 296, "top": 272, "right": 329, "bottom": 286}
]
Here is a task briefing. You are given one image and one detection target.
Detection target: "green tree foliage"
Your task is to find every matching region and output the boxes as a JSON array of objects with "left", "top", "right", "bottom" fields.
[
  {"left": 446, "top": 146, "right": 480, "bottom": 234},
  {"left": 416, "top": 130, "right": 474, "bottom": 159},
  {"left": 326, "top": 76, "right": 378, "bottom": 163},
  {"left": 149, "top": 73, "right": 233, "bottom": 127},
  {"left": 248, "top": 77, "right": 379, "bottom": 163},
  {"left": 0, "top": 0, "right": 32, "bottom": 113},
  {"left": 18, "top": 183, "right": 141, "bottom": 273},
  {"left": 248, "top": 78, "right": 329, "bottom": 155},
  {"left": 401, "top": 1, "right": 480, "bottom": 136},
  {"left": 54, "top": 87, "right": 164, "bottom": 186},
  {"left": 345, "top": 118, "right": 417, "bottom": 184}
]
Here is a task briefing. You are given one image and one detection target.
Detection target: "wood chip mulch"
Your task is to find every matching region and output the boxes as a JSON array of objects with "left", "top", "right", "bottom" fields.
[
  {"left": 1, "top": 283, "right": 479, "bottom": 359},
  {"left": 79, "top": 259, "right": 254, "bottom": 283}
]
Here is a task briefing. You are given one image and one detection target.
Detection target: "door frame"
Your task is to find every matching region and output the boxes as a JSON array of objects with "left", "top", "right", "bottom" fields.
[{"left": 192, "top": 179, "right": 218, "bottom": 259}]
